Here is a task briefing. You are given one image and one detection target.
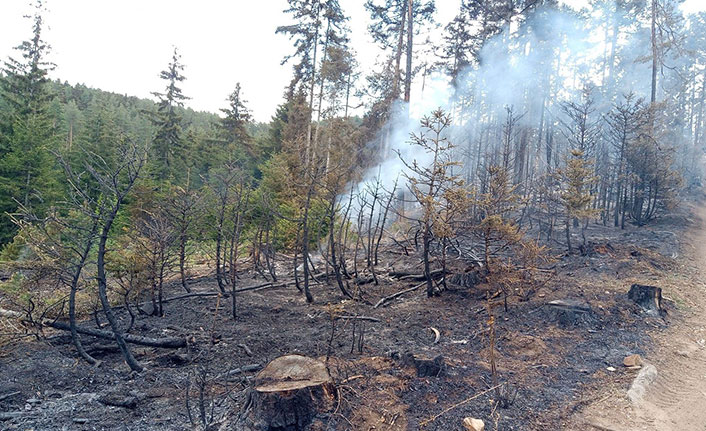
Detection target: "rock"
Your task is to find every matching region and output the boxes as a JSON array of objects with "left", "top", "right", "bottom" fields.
[
  {"left": 98, "top": 394, "right": 138, "bottom": 409},
  {"left": 25, "top": 398, "right": 40, "bottom": 405},
  {"left": 623, "top": 354, "right": 643, "bottom": 367},
  {"left": 463, "top": 417, "right": 485, "bottom": 431},
  {"left": 606, "top": 366, "right": 616, "bottom": 372},
  {"left": 627, "top": 364, "right": 658, "bottom": 405}
]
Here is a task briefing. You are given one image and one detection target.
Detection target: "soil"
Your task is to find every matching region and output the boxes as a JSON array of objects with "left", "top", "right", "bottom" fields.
[
  {"left": 569, "top": 200, "right": 706, "bottom": 431},
  {"left": 0, "top": 197, "right": 701, "bottom": 430}
]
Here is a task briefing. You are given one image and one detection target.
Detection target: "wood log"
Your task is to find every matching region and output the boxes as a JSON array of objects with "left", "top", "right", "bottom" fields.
[
  {"left": 98, "top": 394, "right": 138, "bottom": 409},
  {"left": 388, "top": 268, "right": 446, "bottom": 281},
  {"left": 44, "top": 320, "right": 186, "bottom": 348},
  {"left": 336, "top": 315, "right": 381, "bottom": 323},
  {"left": 373, "top": 282, "right": 425, "bottom": 309},
  {"left": 221, "top": 363, "right": 262, "bottom": 379},
  {"left": 0, "top": 412, "right": 26, "bottom": 421},
  {"left": 235, "top": 355, "right": 334, "bottom": 431}
]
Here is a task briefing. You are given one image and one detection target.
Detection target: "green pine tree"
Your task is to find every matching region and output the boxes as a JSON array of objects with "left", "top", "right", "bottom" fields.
[
  {"left": 149, "top": 47, "right": 189, "bottom": 182},
  {"left": 0, "top": 0, "right": 60, "bottom": 244}
]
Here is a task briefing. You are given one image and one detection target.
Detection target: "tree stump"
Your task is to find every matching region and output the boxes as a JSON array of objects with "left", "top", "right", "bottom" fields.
[
  {"left": 448, "top": 268, "right": 485, "bottom": 289},
  {"left": 628, "top": 284, "right": 664, "bottom": 316},
  {"left": 401, "top": 352, "right": 445, "bottom": 377},
  {"left": 545, "top": 299, "right": 594, "bottom": 327},
  {"left": 236, "top": 355, "right": 334, "bottom": 431}
]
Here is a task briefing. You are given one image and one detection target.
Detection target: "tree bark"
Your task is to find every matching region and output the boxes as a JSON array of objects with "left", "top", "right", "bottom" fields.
[
  {"left": 97, "top": 205, "right": 143, "bottom": 371},
  {"left": 46, "top": 320, "right": 187, "bottom": 348},
  {"left": 404, "top": 0, "right": 413, "bottom": 103}
]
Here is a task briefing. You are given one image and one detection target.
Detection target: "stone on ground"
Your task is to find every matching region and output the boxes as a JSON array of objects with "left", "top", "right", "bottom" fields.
[{"left": 463, "top": 417, "right": 485, "bottom": 431}]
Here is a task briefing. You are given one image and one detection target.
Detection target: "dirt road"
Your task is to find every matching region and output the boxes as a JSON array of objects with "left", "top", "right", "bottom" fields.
[{"left": 574, "top": 204, "right": 706, "bottom": 431}]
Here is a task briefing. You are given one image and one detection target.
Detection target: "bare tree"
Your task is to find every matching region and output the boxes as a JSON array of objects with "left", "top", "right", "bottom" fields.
[
  {"left": 167, "top": 182, "right": 203, "bottom": 293},
  {"left": 398, "top": 108, "right": 464, "bottom": 297},
  {"left": 83, "top": 138, "right": 148, "bottom": 372}
]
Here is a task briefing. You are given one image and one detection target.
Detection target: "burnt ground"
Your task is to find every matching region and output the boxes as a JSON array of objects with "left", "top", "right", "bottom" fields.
[{"left": 0, "top": 201, "right": 696, "bottom": 431}]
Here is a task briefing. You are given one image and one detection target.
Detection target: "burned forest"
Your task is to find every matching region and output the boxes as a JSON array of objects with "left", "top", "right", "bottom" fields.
[{"left": 1, "top": 0, "right": 706, "bottom": 430}]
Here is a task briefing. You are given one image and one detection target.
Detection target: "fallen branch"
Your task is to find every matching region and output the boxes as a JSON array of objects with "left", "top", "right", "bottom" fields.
[
  {"left": 235, "top": 282, "right": 288, "bottom": 293},
  {"left": 341, "top": 375, "right": 364, "bottom": 384},
  {"left": 389, "top": 268, "right": 446, "bottom": 281},
  {"left": 586, "top": 422, "right": 621, "bottom": 431},
  {"left": 219, "top": 363, "right": 262, "bottom": 379},
  {"left": 0, "top": 412, "right": 28, "bottom": 421},
  {"left": 111, "top": 282, "right": 288, "bottom": 311},
  {"left": 0, "top": 308, "right": 22, "bottom": 319},
  {"left": 373, "top": 282, "right": 426, "bottom": 309},
  {"left": 0, "top": 392, "right": 20, "bottom": 402},
  {"left": 44, "top": 320, "right": 186, "bottom": 348},
  {"left": 238, "top": 343, "right": 253, "bottom": 356},
  {"left": 419, "top": 384, "right": 503, "bottom": 427},
  {"left": 336, "top": 315, "right": 381, "bottom": 323}
]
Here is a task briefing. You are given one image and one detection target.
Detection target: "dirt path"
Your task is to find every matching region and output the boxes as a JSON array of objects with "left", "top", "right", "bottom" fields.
[{"left": 573, "top": 204, "right": 706, "bottom": 431}]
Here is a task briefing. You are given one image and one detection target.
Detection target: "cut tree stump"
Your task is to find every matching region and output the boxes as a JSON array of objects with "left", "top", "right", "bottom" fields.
[
  {"left": 545, "top": 299, "right": 594, "bottom": 327},
  {"left": 235, "top": 355, "right": 335, "bottom": 431},
  {"left": 448, "top": 269, "right": 486, "bottom": 289},
  {"left": 402, "top": 352, "right": 445, "bottom": 377},
  {"left": 628, "top": 284, "right": 664, "bottom": 316}
]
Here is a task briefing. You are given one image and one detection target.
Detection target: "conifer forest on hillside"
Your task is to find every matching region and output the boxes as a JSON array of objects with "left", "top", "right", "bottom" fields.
[{"left": 1, "top": 1, "right": 706, "bottom": 430}]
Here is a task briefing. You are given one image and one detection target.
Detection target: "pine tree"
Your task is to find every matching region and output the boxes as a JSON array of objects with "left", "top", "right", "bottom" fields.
[
  {"left": 219, "top": 83, "right": 253, "bottom": 164},
  {"left": 0, "top": 0, "right": 60, "bottom": 244},
  {"left": 150, "top": 47, "right": 189, "bottom": 182},
  {"left": 440, "top": 4, "right": 476, "bottom": 88},
  {"left": 365, "top": 0, "right": 435, "bottom": 102},
  {"left": 277, "top": 0, "right": 349, "bottom": 169},
  {"left": 399, "top": 108, "right": 464, "bottom": 297},
  {"left": 558, "top": 150, "right": 599, "bottom": 253}
]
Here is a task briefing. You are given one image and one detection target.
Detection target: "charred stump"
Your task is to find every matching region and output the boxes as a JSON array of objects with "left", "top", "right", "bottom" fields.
[
  {"left": 628, "top": 284, "right": 664, "bottom": 316},
  {"left": 545, "top": 299, "right": 595, "bottom": 327},
  {"left": 448, "top": 268, "right": 486, "bottom": 289},
  {"left": 401, "top": 352, "right": 445, "bottom": 377},
  {"left": 236, "top": 355, "right": 335, "bottom": 431}
]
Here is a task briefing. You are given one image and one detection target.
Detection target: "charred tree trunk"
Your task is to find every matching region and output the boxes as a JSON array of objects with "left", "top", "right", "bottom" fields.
[{"left": 97, "top": 205, "right": 142, "bottom": 372}]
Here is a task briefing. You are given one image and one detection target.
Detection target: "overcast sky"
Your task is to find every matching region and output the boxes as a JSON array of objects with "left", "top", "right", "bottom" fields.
[{"left": 1, "top": 0, "right": 704, "bottom": 122}]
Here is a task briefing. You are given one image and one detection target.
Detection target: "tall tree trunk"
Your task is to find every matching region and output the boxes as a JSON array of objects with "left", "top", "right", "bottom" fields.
[
  {"left": 305, "top": 2, "right": 322, "bottom": 169},
  {"left": 404, "top": 0, "right": 413, "bottom": 104},
  {"left": 650, "top": 0, "right": 658, "bottom": 105},
  {"left": 393, "top": 3, "right": 407, "bottom": 98},
  {"left": 314, "top": 17, "right": 332, "bottom": 164}
]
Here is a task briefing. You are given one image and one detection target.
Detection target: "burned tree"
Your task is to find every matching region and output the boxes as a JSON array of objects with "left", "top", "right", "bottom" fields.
[
  {"left": 557, "top": 150, "right": 598, "bottom": 253},
  {"left": 166, "top": 183, "right": 203, "bottom": 293},
  {"left": 132, "top": 205, "right": 177, "bottom": 317},
  {"left": 83, "top": 138, "right": 148, "bottom": 371},
  {"left": 399, "top": 108, "right": 466, "bottom": 297}
]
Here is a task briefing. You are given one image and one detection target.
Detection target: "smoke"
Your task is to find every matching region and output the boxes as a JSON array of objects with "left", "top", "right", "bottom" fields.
[{"left": 349, "top": 2, "right": 692, "bottom": 212}]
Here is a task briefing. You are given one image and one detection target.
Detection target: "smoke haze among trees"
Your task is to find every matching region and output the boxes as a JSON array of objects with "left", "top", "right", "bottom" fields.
[{"left": 0, "top": 0, "right": 705, "bottom": 425}]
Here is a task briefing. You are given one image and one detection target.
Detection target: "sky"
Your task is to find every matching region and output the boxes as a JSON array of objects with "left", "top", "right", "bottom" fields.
[{"left": 0, "top": 0, "right": 704, "bottom": 122}]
